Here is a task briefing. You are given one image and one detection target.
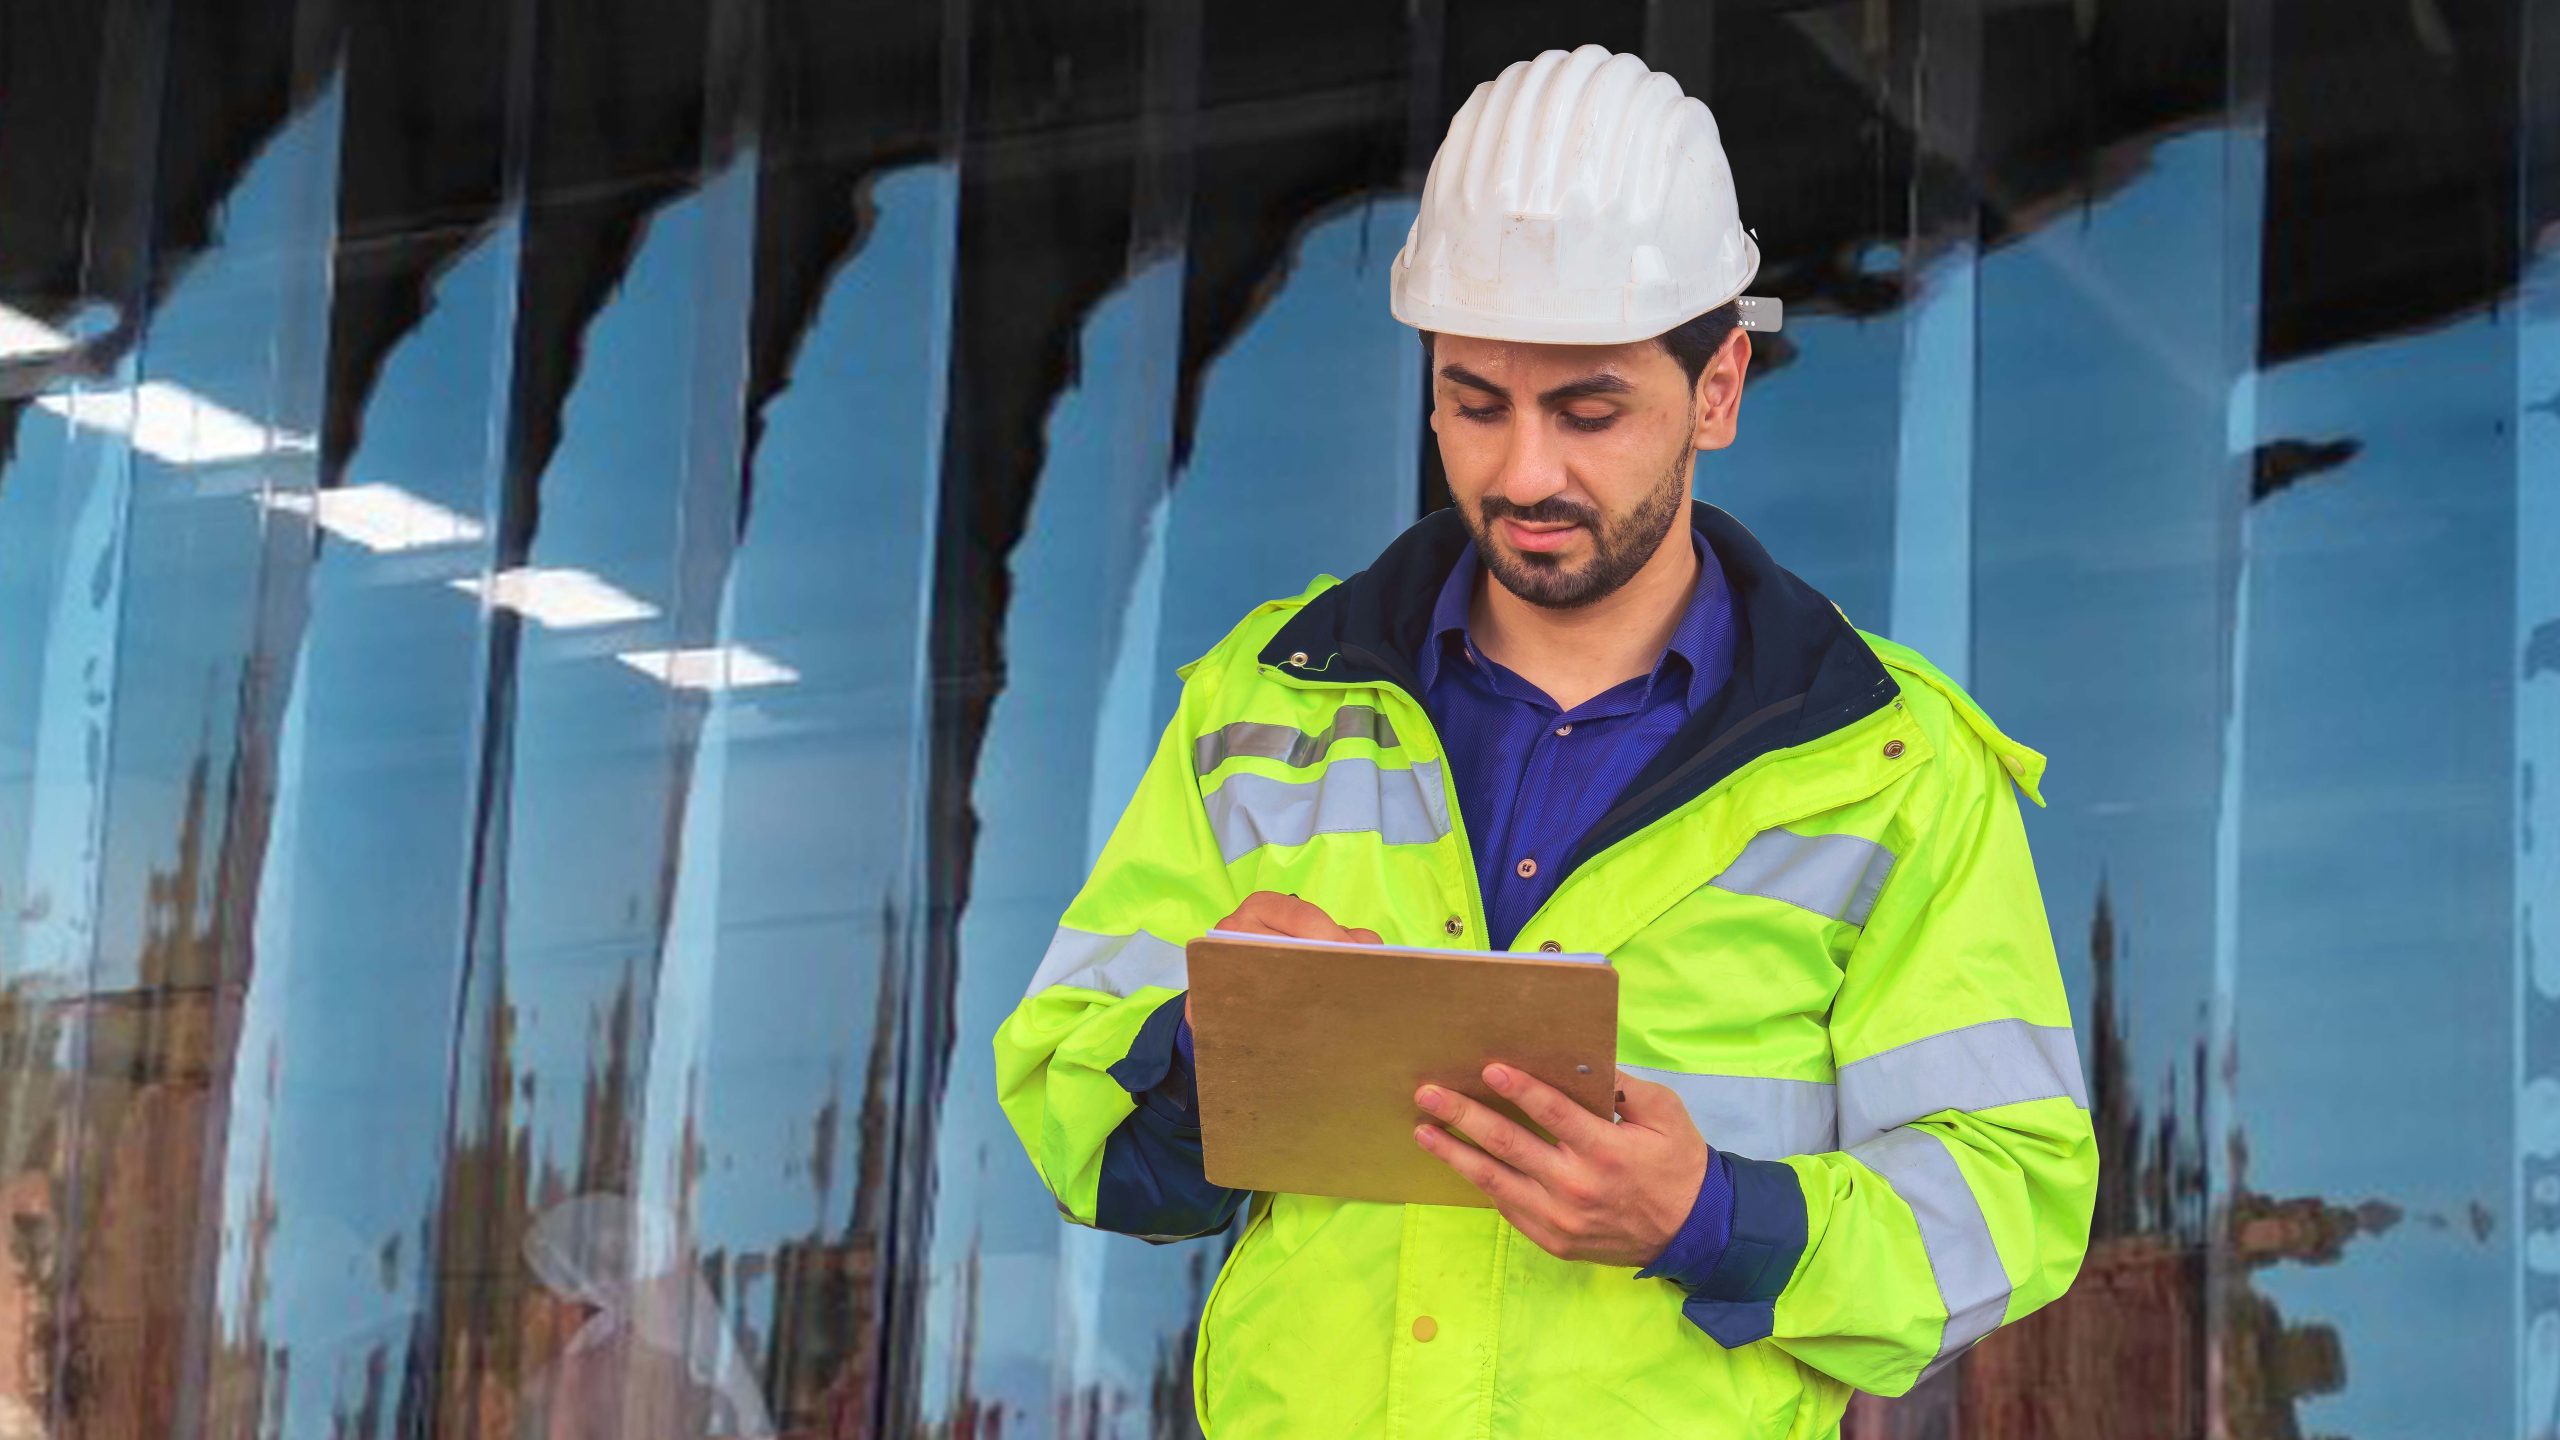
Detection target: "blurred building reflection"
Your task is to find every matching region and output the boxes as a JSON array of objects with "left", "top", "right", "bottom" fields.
[{"left": 0, "top": 1, "right": 2551, "bottom": 1437}]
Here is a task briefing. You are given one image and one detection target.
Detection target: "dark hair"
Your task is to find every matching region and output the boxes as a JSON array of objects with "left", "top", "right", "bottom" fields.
[
  {"left": 1654, "top": 302, "right": 1744, "bottom": 387},
  {"left": 1419, "top": 299, "right": 1744, "bottom": 389}
]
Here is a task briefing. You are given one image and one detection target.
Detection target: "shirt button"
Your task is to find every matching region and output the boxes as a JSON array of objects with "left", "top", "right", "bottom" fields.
[
  {"left": 1516, "top": 858, "right": 1538, "bottom": 879},
  {"left": 1884, "top": 739, "right": 1906, "bottom": 759},
  {"left": 1412, "top": 1316, "right": 1438, "bottom": 1343},
  {"left": 1538, "top": 940, "right": 1563, "bottom": 953},
  {"left": 1555, "top": 724, "right": 1572, "bottom": 736},
  {"left": 1444, "top": 915, "right": 1464, "bottom": 937}
]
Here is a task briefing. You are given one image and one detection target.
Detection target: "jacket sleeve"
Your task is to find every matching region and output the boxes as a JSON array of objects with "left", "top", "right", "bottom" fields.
[
  {"left": 991, "top": 686, "right": 1247, "bottom": 1240},
  {"left": 1673, "top": 729, "right": 2098, "bottom": 1395}
]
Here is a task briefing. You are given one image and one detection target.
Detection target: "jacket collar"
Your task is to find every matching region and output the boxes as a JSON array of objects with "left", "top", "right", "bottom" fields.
[
  {"left": 1261, "top": 502, "right": 1899, "bottom": 868},
  {"left": 1414, "top": 529, "right": 1734, "bottom": 711}
]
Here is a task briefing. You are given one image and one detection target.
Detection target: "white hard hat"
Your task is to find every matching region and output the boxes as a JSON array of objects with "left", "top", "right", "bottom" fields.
[{"left": 1391, "top": 45, "right": 1782, "bottom": 344}]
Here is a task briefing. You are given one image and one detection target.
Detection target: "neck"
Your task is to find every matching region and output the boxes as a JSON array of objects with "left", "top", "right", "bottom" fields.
[{"left": 1468, "top": 506, "right": 1699, "bottom": 712}]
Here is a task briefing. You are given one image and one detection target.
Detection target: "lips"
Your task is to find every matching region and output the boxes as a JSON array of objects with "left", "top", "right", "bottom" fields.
[{"left": 1500, "top": 516, "right": 1582, "bottom": 553}]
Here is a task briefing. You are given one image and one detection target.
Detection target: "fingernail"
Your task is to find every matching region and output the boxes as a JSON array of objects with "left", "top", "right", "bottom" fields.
[
  {"left": 1414, "top": 1125, "right": 1435, "bottom": 1146},
  {"left": 1485, "top": 1064, "right": 1513, "bottom": 1089},
  {"left": 1417, "top": 1085, "right": 1444, "bottom": 1112}
]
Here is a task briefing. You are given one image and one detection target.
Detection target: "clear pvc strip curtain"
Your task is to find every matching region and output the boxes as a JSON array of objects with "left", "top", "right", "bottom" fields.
[
  {"left": 2519, "top": 0, "right": 2560, "bottom": 1432},
  {"left": 3, "top": 3, "right": 2556, "bottom": 1438}
]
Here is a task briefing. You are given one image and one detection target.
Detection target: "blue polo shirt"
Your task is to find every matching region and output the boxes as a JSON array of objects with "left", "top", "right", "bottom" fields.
[
  {"left": 1416, "top": 531, "right": 1738, "bottom": 949},
  {"left": 1416, "top": 528, "right": 1743, "bottom": 1294}
]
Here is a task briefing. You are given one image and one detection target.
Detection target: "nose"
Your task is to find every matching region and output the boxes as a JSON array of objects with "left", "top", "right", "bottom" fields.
[{"left": 1491, "top": 409, "right": 1569, "bottom": 508}]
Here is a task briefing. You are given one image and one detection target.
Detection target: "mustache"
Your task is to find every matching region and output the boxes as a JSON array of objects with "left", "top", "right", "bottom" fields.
[{"left": 1478, "top": 495, "right": 1602, "bottom": 528}]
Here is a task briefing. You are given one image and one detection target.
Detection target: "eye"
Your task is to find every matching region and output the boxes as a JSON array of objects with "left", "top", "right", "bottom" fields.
[
  {"left": 1455, "top": 401, "right": 1505, "bottom": 423},
  {"left": 1561, "top": 412, "right": 1617, "bottom": 433}
]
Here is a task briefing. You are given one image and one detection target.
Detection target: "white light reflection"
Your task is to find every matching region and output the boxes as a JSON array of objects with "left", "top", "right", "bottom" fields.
[
  {"left": 259, "top": 483, "right": 485, "bottom": 553},
  {"left": 615, "top": 645, "right": 798, "bottom": 691},
  {"left": 451, "top": 567, "right": 659, "bottom": 630},
  {"left": 33, "top": 379, "right": 307, "bottom": 465},
  {"left": 0, "top": 303, "right": 72, "bottom": 362}
]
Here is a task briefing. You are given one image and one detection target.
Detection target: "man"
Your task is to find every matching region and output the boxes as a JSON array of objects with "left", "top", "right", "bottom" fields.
[{"left": 995, "top": 44, "right": 2095, "bottom": 1438}]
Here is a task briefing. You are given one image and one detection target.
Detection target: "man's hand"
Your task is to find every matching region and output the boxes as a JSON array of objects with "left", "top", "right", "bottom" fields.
[
  {"left": 1414, "top": 1066, "right": 1709, "bottom": 1268},
  {"left": 1211, "top": 890, "right": 1383, "bottom": 946},
  {"left": 1190, "top": 892, "right": 1382, "bottom": 1025}
]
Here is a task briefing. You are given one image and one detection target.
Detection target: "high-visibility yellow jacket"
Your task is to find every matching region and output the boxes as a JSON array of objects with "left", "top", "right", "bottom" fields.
[{"left": 994, "top": 504, "right": 2097, "bottom": 1438}]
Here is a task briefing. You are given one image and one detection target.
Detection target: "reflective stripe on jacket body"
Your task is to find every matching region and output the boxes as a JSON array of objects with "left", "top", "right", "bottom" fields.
[{"left": 993, "top": 504, "right": 2098, "bottom": 1439}]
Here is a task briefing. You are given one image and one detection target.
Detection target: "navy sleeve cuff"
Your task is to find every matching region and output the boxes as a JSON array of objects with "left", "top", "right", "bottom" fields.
[
  {"left": 1105, "top": 992, "right": 1201, "bottom": 1117},
  {"left": 1636, "top": 1149, "right": 1735, "bottom": 1291},
  {"left": 1664, "top": 1154, "right": 1809, "bottom": 1348},
  {"left": 1094, "top": 993, "right": 1240, "bottom": 1241}
]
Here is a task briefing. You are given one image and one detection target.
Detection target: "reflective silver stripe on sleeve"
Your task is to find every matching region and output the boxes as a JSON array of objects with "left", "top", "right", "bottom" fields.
[
  {"left": 1709, "top": 828, "right": 1897, "bottom": 926},
  {"left": 1023, "top": 926, "right": 1189, "bottom": 999},
  {"left": 1202, "top": 756, "right": 1452, "bottom": 864},
  {"left": 1620, "top": 1067, "right": 1838, "bottom": 1158},
  {"left": 1851, "top": 1126, "right": 2010, "bottom": 1371},
  {"left": 1194, "top": 705, "right": 1401, "bottom": 774},
  {"left": 1836, "top": 1018, "right": 2090, "bottom": 1150}
]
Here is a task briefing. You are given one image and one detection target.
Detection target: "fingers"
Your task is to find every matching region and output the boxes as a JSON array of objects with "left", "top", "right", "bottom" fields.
[
  {"left": 1216, "top": 891, "right": 1379, "bottom": 944},
  {"left": 1493, "top": 1203, "right": 1571, "bottom": 1258},
  {"left": 1413, "top": 1125, "right": 1575, "bottom": 1257},
  {"left": 1413, "top": 1123, "right": 1550, "bottom": 1216},
  {"left": 1213, "top": 892, "right": 1299, "bottom": 935},
  {"left": 1484, "top": 1064, "right": 1608, "bottom": 1150},
  {"left": 1250, "top": 891, "right": 1340, "bottom": 936},
  {"left": 1608, "top": 1072, "right": 1690, "bottom": 1131},
  {"left": 1415, "top": 1084, "right": 1566, "bottom": 1184},
  {"left": 1610, "top": 1074, "right": 1711, "bottom": 1168}
]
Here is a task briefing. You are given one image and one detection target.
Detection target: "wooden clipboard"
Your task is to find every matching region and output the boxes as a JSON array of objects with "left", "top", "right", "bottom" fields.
[{"left": 1186, "top": 930, "right": 1618, "bottom": 1208}]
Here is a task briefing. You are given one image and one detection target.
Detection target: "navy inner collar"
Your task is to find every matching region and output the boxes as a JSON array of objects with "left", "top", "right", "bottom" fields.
[
  {"left": 1416, "top": 528, "right": 1728, "bottom": 713},
  {"left": 1256, "top": 501, "right": 1900, "bottom": 872}
]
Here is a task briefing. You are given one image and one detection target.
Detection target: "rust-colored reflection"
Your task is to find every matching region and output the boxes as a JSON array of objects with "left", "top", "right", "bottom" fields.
[
  {"left": 413, "top": 942, "right": 912, "bottom": 1438},
  {"left": 0, "top": 985, "right": 67, "bottom": 1436},
  {"left": 1843, "top": 882, "right": 2406, "bottom": 1440},
  {"left": 46, "top": 748, "right": 242, "bottom": 1440}
]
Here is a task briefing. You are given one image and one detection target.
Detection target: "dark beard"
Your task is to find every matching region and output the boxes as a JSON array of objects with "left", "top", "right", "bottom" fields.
[{"left": 1466, "top": 440, "right": 1693, "bottom": 610}]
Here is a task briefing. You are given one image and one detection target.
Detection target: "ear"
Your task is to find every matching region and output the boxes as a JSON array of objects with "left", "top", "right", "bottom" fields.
[{"left": 1689, "top": 329, "right": 1753, "bottom": 451}]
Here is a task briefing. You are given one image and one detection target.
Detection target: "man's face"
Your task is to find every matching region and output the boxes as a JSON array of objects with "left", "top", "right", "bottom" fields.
[{"left": 1428, "top": 330, "right": 1748, "bottom": 610}]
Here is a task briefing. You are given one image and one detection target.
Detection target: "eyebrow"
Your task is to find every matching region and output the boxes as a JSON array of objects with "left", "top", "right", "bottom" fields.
[
  {"left": 1539, "top": 373, "right": 1635, "bottom": 404},
  {"left": 1437, "top": 364, "right": 1635, "bottom": 406}
]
